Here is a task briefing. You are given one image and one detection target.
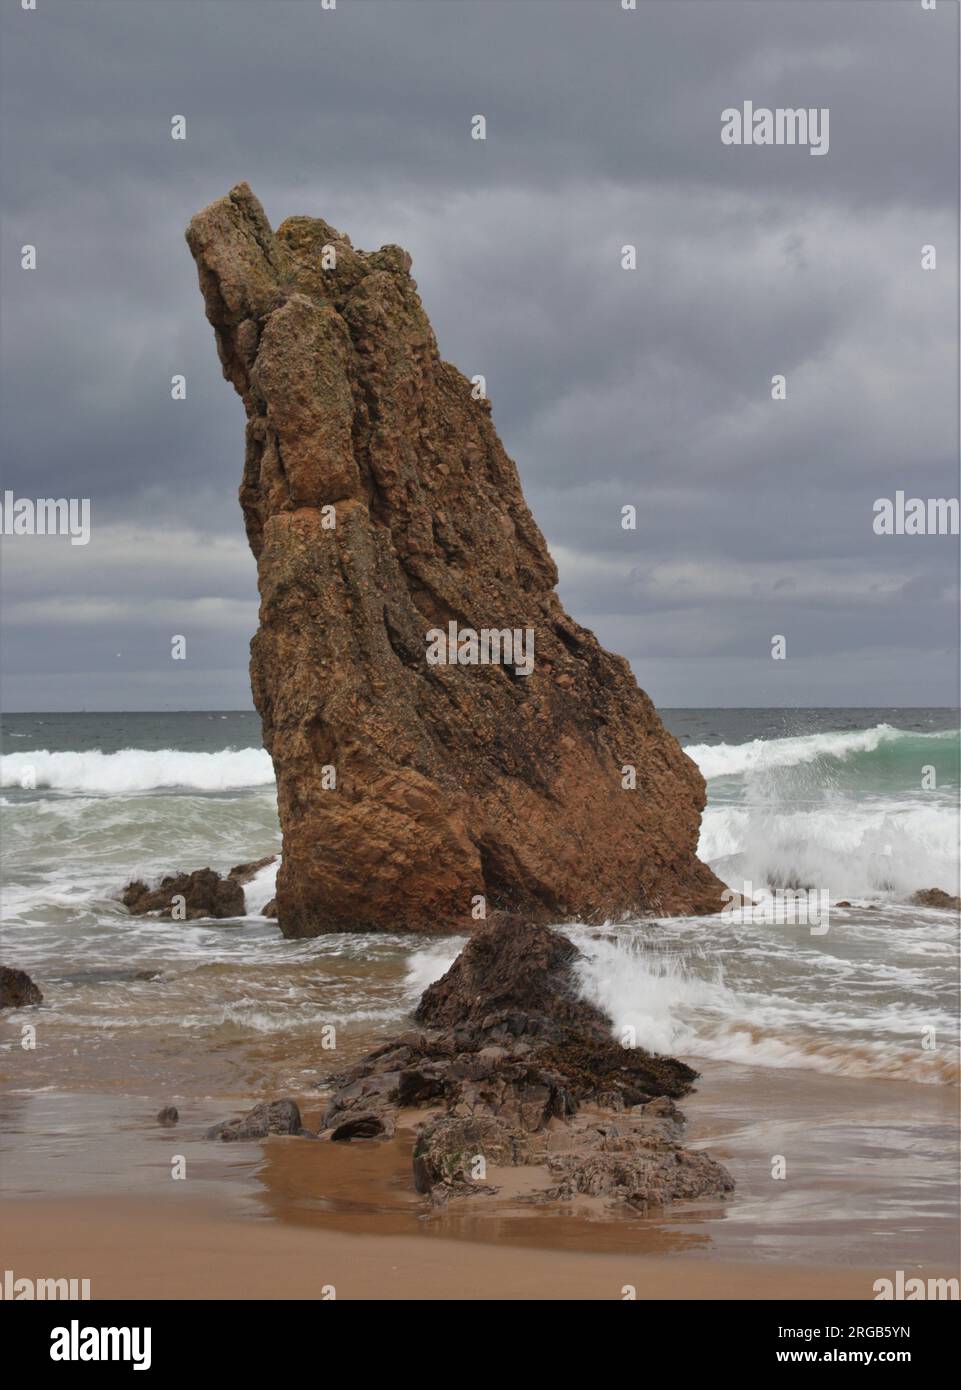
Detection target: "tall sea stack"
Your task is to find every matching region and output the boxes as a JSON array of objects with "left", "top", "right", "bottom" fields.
[{"left": 186, "top": 183, "right": 726, "bottom": 936}]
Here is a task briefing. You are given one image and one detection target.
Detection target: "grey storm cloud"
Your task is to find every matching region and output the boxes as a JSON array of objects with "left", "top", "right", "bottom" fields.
[{"left": 0, "top": 0, "right": 957, "bottom": 711}]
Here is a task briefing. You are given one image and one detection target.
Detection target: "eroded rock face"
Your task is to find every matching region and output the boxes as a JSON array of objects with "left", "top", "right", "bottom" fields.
[{"left": 186, "top": 183, "right": 727, "bottom": 936}]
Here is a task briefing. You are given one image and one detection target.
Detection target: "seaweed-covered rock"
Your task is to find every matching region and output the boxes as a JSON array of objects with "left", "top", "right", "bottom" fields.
[
  {"left": 413, "top": 1116, "right": 538, "bottom": 1197},
  {"left": 320, "top": 916, "right": 733, "bottom": 1215},
  {"left": 415, "top": 913, "right": 609, "bottom": 1040},
  {"left": 541, "top": 1108, "right": 735, "bottom": 1214}
]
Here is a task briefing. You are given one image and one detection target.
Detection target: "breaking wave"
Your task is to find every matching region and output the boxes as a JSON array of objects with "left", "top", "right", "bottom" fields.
[
  {"left": 0, "top": 747, "right": 275, "bottom": 794},
  {"left": 685, "top": 724, "right": 960, "bottom": 898},
  {"left": 571, "top": 929, "right": 957, "bottom": 1086},
  {"left": 699, "top": 800, "right": 959, "bottom": 898},
  {"left": 685, "top": 723, "right": 957, "bottom": 782}
]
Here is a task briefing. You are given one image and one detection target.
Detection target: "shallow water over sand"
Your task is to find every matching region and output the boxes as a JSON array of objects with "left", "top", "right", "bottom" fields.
[{"left": 1, "top": 1062, "right": 956, "bottom": 1272}]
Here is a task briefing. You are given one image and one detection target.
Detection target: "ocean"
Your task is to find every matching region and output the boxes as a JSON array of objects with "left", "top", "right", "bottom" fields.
[
  {"left": 1, "top": 706, "right": 958, "bottom": 1091},
  {"left": 1, "top": 707, "right": 958, "bottom": 1263}
]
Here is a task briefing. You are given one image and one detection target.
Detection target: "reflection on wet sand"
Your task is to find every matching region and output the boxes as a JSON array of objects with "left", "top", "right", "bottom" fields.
[{"left": 250, "top": 1119, "right": 717, "bottom": 1257}]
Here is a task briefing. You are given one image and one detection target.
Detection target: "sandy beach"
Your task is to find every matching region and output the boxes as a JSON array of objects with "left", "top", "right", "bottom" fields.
[{"left": 3, "top": 1195, "right": 923, "bottom": 1302}]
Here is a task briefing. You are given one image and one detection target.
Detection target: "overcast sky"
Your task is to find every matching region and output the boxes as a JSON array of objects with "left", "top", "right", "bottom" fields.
[{"left": 0, "top": 0, "right": 958, "bottom": 711}]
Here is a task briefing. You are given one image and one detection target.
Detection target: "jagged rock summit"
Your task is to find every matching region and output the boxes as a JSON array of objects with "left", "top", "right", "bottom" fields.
[{"left": 186, "top": 183, "right": 726, "bottom": 936}]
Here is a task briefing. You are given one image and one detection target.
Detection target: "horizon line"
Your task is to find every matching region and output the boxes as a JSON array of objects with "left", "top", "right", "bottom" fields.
[{"left": 2, "top": 705, "right": 958, "bottom": 716}]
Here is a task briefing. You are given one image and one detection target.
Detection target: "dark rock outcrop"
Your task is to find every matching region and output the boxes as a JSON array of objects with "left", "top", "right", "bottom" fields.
[
  {"left": 122, "top": 867, "right": 245, "bottom": 920},
  {"left": 186, "top": 182, "right": 727, "bottom": 937},
  {"left": 415, "top": 913, "right": 609, "bottom": 1040},
  {"left": 228, "top": 854, "right": 278, "bottom": 885},
  {"left": 330, "top": 1112, "right": 395, "bottom": 1142},
  {"left": 206, "top": 1098, "right": 314, "bottom": 1142},
  {"left": 910, "top": 888, "right": 961, "bottom": 911},
  {"left": 0, "top": 966, "right": 42, "bottom": 1008},
  {"left": 319, "top": 915, "right": 733, "bottom": 1214}
]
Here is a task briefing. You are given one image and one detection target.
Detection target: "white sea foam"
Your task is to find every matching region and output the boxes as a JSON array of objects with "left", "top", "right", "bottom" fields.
[
  {"left": 404, "top": 943, "right": 462, "bottom": 996},
  {"left": 244, "top": 857, "right": 280, "bottom": 916},
  {"left": 572, "top": 932, "right": 957, "bottom": 1085},
  {"left": 681, "top": 723, "right": 961, "bottom": 897},
  {"left": 0, "top": 747, "right": 275, "bottom": 794},
  {"left": 699, "top": 800, "right": 960, "bottom": 897}
]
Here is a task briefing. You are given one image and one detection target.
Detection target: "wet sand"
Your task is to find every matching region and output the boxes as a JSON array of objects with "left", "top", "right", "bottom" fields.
[{"left": 1, "top": 1196, "right": 908, "bottom": 1301}]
